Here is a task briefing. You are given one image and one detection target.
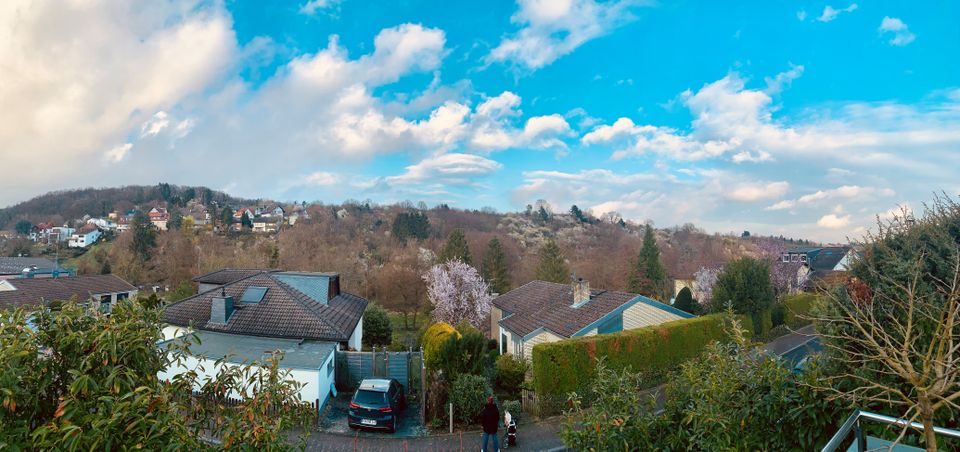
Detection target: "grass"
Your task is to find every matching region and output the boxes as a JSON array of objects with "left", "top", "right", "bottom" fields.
[{"left": 386, "top": 309, "right": 431, "bottom": 350}]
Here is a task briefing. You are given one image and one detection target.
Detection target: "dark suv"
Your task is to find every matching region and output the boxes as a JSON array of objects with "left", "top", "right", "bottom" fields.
[{"left": 347, "top": 378, "right": 406, "bottom": 433}]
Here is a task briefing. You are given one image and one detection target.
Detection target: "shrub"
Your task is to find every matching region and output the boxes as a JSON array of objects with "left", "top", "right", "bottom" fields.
[
  {"left": 782, "top": 293, "right": 817, "bottom": 328},
  {"left": 532, "top": 314, "right": 754, "bottom": 402},
  {"left": 770, "top": 303, "right": 787, "bottom": 328},
  {"left": 422, "top": 322, "right": 460, "bottom": 370},
  {"left": 435, "top": 329, "right": 492, "bottom": 382},
  {"left": 495, "top": 354, "right": 528, "bottom": 396},
  {"left": 712, "top": 257, "right": 775, "bottom": 335},
  {"left": 362, "top": 304, "right": 393, "bottom": 348},
  {"left": 450, "top": 374, "right": 492, "bottom": 424},
  {"left": 425, "top": 376, "right": 450, "bottom": 423},
  {"left": 673, "top": 287, "right": 698, "bottom": 314}
]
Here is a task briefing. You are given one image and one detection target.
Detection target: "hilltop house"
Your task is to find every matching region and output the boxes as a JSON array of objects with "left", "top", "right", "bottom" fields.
[
  {"left": 149, "top": 207, "right": 170, "bottom": 231},
  {"left": 0, "top": 274, "right": 137, "bottom": 313},
  {"left": 160, "top": 270, "right": 367, "bottom": 410},
  {"left": 68, "top": 224, "right": 101, "bottom": 248},
  {"left": 491, "top": 278, "right": 692, "bottom": 360}
]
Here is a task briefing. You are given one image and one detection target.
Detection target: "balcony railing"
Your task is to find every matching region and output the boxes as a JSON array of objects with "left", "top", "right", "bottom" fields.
[{"left": 822, "top": 409, "right": 960, "bottom": 452}]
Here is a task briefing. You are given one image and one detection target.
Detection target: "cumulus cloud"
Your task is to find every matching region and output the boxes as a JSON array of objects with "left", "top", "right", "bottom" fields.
[
  {"left": 817, "top": 213, "right": 852, "bottom": 229},
  {"left": 879, "top": 17, "right": 916, "bottom": 46},
  {"left": 724, "top": 181, "right": 789, "bottom": 202},
  {"left": 817, "top": 4, "right": 857, "bottom": 22},
  {"left": 485, "top": 0, "right": 642, "bottom": 71},
  {"left": 386, "top": 153, "right": 503, "bottom": 186}
]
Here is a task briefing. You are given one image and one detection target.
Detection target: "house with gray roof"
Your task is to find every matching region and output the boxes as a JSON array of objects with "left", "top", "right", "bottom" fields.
[
  {"left": 491, "top": 278, "right": 692, "bottom": 361},
  {"left": 160, "top": 269, "right": 368, "bottom": 410},
  {"left": 0, "top": 274, "right": 137, "bottom": 312},
  {"left": 0, "top": 257, "right": 58, "bottom": 279}
]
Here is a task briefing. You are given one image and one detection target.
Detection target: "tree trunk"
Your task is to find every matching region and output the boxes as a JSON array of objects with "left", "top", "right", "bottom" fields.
[{"left": 919, "top": 398, "right": 937, "bottom": 452}]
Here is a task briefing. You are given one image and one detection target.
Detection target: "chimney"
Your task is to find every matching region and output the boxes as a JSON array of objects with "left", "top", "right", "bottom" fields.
[
  {"left": 572, "top": 277, "right": 590, "bottom": 307},
  {"left": 210, "top": 289, "right": 234, "bottom": 324},
  {"left": 326, "top": 273, "right": 340, "bottom": 301}
]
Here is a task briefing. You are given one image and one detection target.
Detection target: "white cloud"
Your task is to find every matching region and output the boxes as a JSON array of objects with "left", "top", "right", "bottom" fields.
[
  {"left": 797, "top": 10, "right": 807, "bottom": 21},
  {"left": 764, "top": 64, "right": 804, "bottom": 95},
  {"left": 817, "top": 213, "right": 851, "bottom": 229},
  {"left": 485, "top": 0, "right": 642, "bottom": 71},
  {"left": 724, "top": 181, "right": 789, "bottom": 202},
  {"left": 386, "top": 153, "right": 503, "bottom": 186},
  {"left": 299, "top": 0, "right": 340, "bottom": 15},
  {"left": 765, "top": 200, "right": 796, "bottom": 211},
  {"left": 304, "top": 171, "right": 341, "bottom": 186},
  {"left": 105, "top": 143, "right": 133, "bottom": 163},
  {"left": 879, "top": 17, "right": 916, "bottom": 46},
  {"left": 817, "top": 4, "right": 858, "bottom": 22},
  {"left": 0, "top": 0, "right": 237, "bottom": 201}
]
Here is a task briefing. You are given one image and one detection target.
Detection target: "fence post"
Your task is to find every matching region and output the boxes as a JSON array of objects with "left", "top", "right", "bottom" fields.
[
  {"left": 420, "top": 347, "right": 426, "bottom": 425},
  {"left": 449, "top": 402, "right": 453, "bottom": 434}
]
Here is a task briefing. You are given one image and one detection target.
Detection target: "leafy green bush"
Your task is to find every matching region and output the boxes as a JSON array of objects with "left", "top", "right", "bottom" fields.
[
  {"left": 362, "top": 303, "right": 393, "bottom": 348},
  {"left": 450, "top": 374, "right": 492, "bottom": 424},
  {"left": 783, "top": 293, "right": 818, "bottom": 328},
  {"left": 712, "top": 256, "right": 775, "bottom": 335},
  {"left": 435, "top": 329, "right": 492, "bottom": 382},
  {"left": 495, "top": 353, "right": 528, "bottom": 396},
  {"left": 771, "top": 303, "right": 787, "bottom": 327},
  {"left": 673, "top": 286, "right": 698, "bottom": 314},
  {"left": 532, "top": 314, "right": 754, "bottom": 402},
  {"left": 422, "top": 322, "right": 460, "bottom": 370}
]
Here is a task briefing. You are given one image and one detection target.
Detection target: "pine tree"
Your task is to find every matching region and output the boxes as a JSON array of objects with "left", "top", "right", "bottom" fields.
[
  {"left": 628, "top": 224, "right": 670, "bottom": 301},
  {"left": 481, "top": 238, "right": 511, "bottom": 295},
  {"left": 536, "top": 239, "right": 569, "bottom": 283},
  {"left": 438, "top": 228, "right": 472, "bottom": 265},
  {"left": 130, "top": 211, "right": 156, "bottom": 262}
]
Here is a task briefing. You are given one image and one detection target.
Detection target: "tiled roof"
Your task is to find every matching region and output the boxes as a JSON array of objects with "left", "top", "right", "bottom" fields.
[
  {"left": 495, "top": 280, "right": 663, "bottom": 338},
  {"left": 192, "top": 268, "right": 279, "bottom": 285},
  {"left": 163, "top": 271, "right": 367, "bottom": 342},
  {"left": 0, "top": 275, "right": 136, "bottom": 310},
  {"left": 809, "top": 247, "right": 850, "bottom": 271},
  {"left": 0, "top": 257, "right": 57, "bottom": 275}
]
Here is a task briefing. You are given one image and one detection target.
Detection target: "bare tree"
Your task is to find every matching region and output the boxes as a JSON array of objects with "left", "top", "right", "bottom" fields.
[{"left": 811, "top": 252, "right": 960, "bottom": 451}]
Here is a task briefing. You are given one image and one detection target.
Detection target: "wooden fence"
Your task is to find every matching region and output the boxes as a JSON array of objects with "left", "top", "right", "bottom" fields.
[{"left": 335, "top": 347, "right": 425, "bottom": 423}]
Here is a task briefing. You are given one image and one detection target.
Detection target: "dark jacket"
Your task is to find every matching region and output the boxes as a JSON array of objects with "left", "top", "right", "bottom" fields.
[{"left": 481, "top": 403, "right": 500, "bottom": 434}]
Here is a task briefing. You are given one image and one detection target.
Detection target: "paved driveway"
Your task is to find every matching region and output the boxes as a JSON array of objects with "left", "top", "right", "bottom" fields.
[{"left": 303, "top": 420, "right": 564, "bottom": 451}]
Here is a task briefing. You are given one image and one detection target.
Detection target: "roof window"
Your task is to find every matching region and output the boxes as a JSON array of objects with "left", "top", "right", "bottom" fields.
[{"left": 239, "top": 286, "right": 268, "bottom": 304}]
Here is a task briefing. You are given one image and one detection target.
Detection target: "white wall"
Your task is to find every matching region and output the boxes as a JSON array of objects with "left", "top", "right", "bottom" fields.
[
  {"left": 158, "top": 350, "right": 334, "bottom": 409},
  {"left": 522, "top": 330, "right": 564, "bottom": 361},
  {"left": 622, "top": 301, "right": 682, "bottom": 331},
  {"left": 348, "top": 315, "right": 363, "bottom": 351},
  {"left": 161, "top": 325, "right": 191, "bottom": 341}
]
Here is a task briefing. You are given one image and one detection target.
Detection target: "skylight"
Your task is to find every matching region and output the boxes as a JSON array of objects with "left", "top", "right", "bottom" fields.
[{"left": 239, "top": 286, "right": 268, "bottom": 304}]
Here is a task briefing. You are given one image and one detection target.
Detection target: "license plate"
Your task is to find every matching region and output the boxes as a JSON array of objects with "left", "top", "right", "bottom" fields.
[{"left": 361, "top": 419, "right": 376, "bottom": 426}]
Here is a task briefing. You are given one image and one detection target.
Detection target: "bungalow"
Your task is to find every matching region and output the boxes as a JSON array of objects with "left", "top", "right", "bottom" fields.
[
  {"left": 491, "top": 278, "right": 692, "bottom": 361},
  {"left": 0, "top": 274, "right": 138, "bottom": 313},
  {"left": 0, "top": 257, "right": 58, "bottom": 280},
  {"left": 68, "top": 224, "right": 101, "bottom": 248},
  {"left": 160, "top": 270, "right": 367, "bottom": 410},
  {"left": 252, "top": 216, "right": 280, "bottom": 233}
]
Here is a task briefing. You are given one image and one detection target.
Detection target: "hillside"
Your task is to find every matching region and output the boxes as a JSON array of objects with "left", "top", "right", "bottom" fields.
[
  {"left": 0, "top": 186, "right": 819, "bottom": 308},
  {"left": 0, "top": 184, "right": 255, "bottom": 230}
]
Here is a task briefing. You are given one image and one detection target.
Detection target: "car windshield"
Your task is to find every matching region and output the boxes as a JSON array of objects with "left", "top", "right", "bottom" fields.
[{"left": 353, "top": 389, "right": 386, "bottom": 406}]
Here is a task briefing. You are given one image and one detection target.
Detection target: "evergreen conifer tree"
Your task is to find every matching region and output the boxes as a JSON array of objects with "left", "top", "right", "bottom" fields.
[
  {"left": 628, "top": 224, "right": 670, "bottom": 300},
  {"left": 438, "top": 228, "right": 472, "bottom": 265},
  {"left": 536, "top": 239, "right": 569, "bottom": 283},
  {"left": 481, "top": 238, "right": 511, "bottom": 295}
]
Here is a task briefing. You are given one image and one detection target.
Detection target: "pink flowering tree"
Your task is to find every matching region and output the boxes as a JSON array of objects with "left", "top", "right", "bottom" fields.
[
  {"left": 755, "top": 239, "right": 805, "bottom": 298},
  {"left": 693, "top": 265, "right": 722, "bottom": 311},
  {"left": 423, "top": 259, "right": 493, "bottom": 329}
]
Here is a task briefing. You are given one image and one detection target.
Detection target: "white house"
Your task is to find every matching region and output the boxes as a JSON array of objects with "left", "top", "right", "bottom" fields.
[
  {"left": 68, "top": 224, "right": 101, "bottom": 248},
  {"left": 160, "top": 270, "right": 367, "bottom": 410},
  {"left": 491, "top": 279, "right": 692, "bottom": 361}
]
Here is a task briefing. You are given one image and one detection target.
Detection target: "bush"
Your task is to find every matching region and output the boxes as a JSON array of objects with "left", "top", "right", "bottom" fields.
[
  {"left": 783, "top": 293, "right": 817, "bottom": 328},
  {"left": 712, "top": 257, "right": 775, "bottom": 334},
  {"left": 495, "top": 354, "right": 528, "bottom": 396},
  {"left": 422, "top": 322, "right": 460, "bottom": 370},
  {"left": 435, "top": 329, "right": 492, "bottom": 382},
  {"left": 362, "top": 304, "right": 393, "bottom": 348},
  {"left": 673, "top": 287, "right": 698, "bottom": 314},
  {"left": 450, "top": 374, "right": 492, "bottom": 424},
  {"left": 770, "top": 303, "right": 787, "bottom": 328},
  {"left": 532, "top": 314, "right": 754, "bottom": 402}
]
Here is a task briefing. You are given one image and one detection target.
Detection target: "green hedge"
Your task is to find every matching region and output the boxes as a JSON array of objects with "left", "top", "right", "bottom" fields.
[
  {"left": 531, "top": 314, "right": 753, "bottom": 399},
  {"left": 783, "top": 293, "right": 818, "bottom": 328}
]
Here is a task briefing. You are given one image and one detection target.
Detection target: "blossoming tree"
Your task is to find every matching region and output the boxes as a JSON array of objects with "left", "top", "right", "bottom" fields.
[{"left": 423, "top": 259, "right": 493, "bottom": 329}]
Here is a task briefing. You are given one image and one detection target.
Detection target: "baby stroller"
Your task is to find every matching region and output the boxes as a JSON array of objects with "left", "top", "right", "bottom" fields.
[{"left": 503, "top": 414, "right": 517, "bottom": 448}]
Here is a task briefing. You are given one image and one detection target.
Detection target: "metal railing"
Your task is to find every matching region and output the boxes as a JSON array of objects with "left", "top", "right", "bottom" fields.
[{"left": 822, "top": 409, "right": 960, "bottom": 452}]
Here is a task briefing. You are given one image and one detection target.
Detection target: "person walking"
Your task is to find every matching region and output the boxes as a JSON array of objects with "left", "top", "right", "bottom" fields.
[{"left": 480, "top": 396, "right": 500, "bottom": 452}]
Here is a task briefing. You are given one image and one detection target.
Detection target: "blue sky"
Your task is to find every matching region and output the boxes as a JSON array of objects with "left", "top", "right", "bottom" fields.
[{"left": 1, "top": 0, "right": 958, "bottom": 242}]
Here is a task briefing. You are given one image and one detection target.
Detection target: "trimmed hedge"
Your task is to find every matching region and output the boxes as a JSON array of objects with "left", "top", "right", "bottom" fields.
[
  {"left": 783, "top": 293, "right": 818, "bottom": 328},
  {"left": 532, "top": 314, "right": 754, "bottom": 399}
]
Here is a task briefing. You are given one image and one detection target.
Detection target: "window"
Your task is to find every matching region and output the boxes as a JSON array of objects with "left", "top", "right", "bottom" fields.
[
  {"left": 782, "top": 254, "right": 790, "bottom": 263},
  {"left": 239, "top": 286, "right": 268, "bottom": 303},
  {"left": 790, "top": 254, "right": 799, "bottom": 262},
  {"left": 99, "top": 295, "right": 112, "bottom": 313},
  {"left": 117, "top": 292, "right": 129, "bottom": 301},
  {"left": 327, "top": 356, "right": 334, "bottom": 377},
  {"left": 800, "top": 255, "right": 807, "bottom": 263},
  {"left": 500, "top": 332, "right": 508, "bottom": 355}
]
